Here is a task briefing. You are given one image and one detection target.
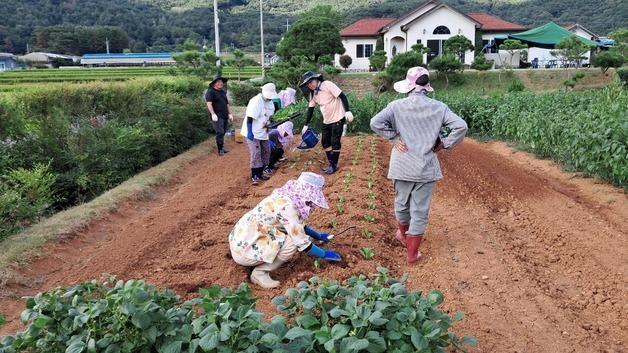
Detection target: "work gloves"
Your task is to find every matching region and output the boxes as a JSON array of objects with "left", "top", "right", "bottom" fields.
[
  {"left": 304, "top": 226, "right": 333, "bottom": 242},
  {"left": 304, "top": 226, "right": 341, "bottom": 261},
  {"left": 307, "top": 244, "right": 342, "bottom": 262}
]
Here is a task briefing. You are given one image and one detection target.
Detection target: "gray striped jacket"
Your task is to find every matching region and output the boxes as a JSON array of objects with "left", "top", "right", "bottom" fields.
[{"left": 370, "top": 92, "right": 468, "bottom": 182}]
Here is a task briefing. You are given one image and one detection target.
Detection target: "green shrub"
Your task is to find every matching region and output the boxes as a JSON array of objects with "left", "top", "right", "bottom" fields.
[
  {"left": 0, "top": 78, "right": 209, "bottom": 237},
  {"left": 0, "top": 163, "right": 56, "bottom": 239},
  {"left": 507, "top": 78, "right": 525, "bottom": 92},
  {"left": 323, "top": 64, "right": 341, "bottom": 77},
  {"left": 470, "top": 53, "right": 494, "bottom": 71},
  {"left": 429, "top": 54, "right": 463, "bottom": 86},
  {"left": 593, "top": 51, "right": 625, "bottom": 73},
  {"left": 229, "top": 81, "right": 260, "bottom": 106},
  {"left": 0, "top": 271, "right": 474, "bottom": 353},
  {"left": 617, "top": 66, "right": 628, "bottom": 85}
]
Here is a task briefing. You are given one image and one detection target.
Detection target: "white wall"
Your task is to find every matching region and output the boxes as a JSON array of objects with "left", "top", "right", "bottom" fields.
[
  {"left": 335, "top": 37, "right": 378, "bottom": 71},
  {"left": 486, "top": 51, "right": 520, "bottom": 68},
  {"left": 384, "top": 5, "right": 477, "bottom": 65},
  {"left": 382, "top": 1, "right": 438, "bottom": 62}
]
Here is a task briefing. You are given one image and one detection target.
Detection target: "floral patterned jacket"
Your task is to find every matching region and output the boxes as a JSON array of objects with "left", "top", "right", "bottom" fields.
[{"left": 229, "top": 193, "right": 311, "bottom": 263}]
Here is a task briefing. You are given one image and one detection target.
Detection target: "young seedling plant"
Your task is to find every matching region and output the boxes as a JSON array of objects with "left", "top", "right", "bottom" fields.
[
  {"left": 367, "top": 201, "right": 376, "bottom": 210},
  {"left": 361, "top": 228, "right": 373, "bottom": 239},
  {"left": 364, "top": 213, "right": 375, "bottom": 223},
  {"left": 336, "top": 203, "right": 345, "bottom": 215},
  {"left": 360, "top": 247, "right": 375, "bottom": 259},
  {"left": 329, "top": 218, "right": 338, "bottom": 229}
]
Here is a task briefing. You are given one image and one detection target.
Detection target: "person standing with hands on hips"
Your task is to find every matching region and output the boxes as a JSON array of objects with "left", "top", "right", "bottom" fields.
[
  {"left": 370, "top": 67, "right": 468, "bottom": 264},
  {"left": 299, "top": 72, "right": 354, "bottom": 175},
  {"left": 241, "top": 83, "right": 280, "bottom": 185},
  {"left": 205, "top": 75, "right": 234, "bottom": 156}
]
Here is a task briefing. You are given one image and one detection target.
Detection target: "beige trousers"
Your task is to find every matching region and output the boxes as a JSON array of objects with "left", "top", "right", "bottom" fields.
[{"left": 232, "top": 236, "right": 298, "bottom": 266}]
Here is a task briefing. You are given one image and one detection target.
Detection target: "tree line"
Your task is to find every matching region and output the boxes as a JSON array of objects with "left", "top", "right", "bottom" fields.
[{"left": 0, "top": 0, "right": 624, "bottom": 55}]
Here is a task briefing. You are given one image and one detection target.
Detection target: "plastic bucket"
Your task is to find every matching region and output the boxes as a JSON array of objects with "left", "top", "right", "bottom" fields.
[{"left": 297, "top": 128, "right": 319, "bottom": 150}]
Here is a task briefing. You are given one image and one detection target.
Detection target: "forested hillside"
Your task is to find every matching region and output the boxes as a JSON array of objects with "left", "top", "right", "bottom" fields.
[{"left": 0, "top": 0, "right": 625, "bottom": 54}]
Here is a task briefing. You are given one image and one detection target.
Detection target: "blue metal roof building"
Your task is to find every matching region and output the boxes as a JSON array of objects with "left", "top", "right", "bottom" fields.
[{"left": 80, "top": 52, "right": 176, "bottom": 66}]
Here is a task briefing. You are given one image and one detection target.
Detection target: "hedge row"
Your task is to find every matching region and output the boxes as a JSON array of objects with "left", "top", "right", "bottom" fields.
[
  {"left": 274, "top": 85, "right": 627, "bottom": 188},
  {"left": 0, "top": 77, "right": 211, "bottom": 239}
]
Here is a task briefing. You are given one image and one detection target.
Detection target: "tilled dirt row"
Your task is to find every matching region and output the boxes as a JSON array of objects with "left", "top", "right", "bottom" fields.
[{"left": 1, "top": 137, "right": 626, "bottom": 353}]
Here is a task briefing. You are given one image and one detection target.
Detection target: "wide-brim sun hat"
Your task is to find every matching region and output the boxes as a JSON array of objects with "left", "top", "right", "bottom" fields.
[
  {"left": 262, "top": 82, "right": 280, "bottom": 100},
  {"left": 297, "top": 172, "right": 328, "bottom": 209},
  {"left": 299, "top": 71, "right": 323, "bottom": 87},
  {"left": 393, "top": 66, "right": 434, "bottom": 94},
  {"left": 209, "top": 75, "right": 228, "bottom": 87}
]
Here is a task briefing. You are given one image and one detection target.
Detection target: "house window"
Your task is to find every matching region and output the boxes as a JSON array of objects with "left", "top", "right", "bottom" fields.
[
  {"left": 433, "top": 26, "right": 451, "bottom": 35},
  {"left": 417, "top": 39, "right": 422, "bottom": 45},
  {"left": 356, "top": 44, "right": 374, "bottom": 58},
  {"left": 392, "top": 45, "right": 397, "bottom": 56}
]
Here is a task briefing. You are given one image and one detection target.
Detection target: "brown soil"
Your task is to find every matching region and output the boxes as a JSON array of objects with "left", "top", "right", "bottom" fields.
[{"left": 1, "top": 137, "right": 626, "bottom": 353}]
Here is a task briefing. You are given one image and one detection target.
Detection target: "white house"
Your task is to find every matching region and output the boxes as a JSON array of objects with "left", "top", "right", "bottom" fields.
[
  {"left": 335, "top": 0, "right": 527, "bottom": 71},
  {"left": 336, "top": 18, "right": 395, "bottom": 71}
]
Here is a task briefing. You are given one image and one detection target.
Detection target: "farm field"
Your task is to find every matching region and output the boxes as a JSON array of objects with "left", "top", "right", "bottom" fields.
[
  {"left": 0, "top": 66, "right": 263, "bottom": 91},
  {"left": 0, "top": 136, "right": 626, "bottom": 352}
]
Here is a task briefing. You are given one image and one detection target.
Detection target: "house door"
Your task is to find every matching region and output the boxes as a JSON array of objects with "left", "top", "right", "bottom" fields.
[
  {"left": 0, "top": 63, "right": 5, "bottom": 71},
  {"left": 427, "top": 40, "right": 441, "bottom": 63}
]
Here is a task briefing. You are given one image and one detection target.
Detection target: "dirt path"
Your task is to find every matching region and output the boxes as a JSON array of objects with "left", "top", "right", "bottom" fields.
[{"left": 1, "top": 137, "right": 626, "bottom": 353}]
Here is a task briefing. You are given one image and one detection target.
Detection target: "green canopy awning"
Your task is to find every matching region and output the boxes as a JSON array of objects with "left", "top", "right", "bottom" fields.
[{"left": 508, "top": 22, "right": 600, "bottom": 49}]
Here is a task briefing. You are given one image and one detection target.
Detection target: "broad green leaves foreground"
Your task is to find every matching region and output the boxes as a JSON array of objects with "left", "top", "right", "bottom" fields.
[{"left": 0, "top": 268, "right": 476, "bottom": 353}]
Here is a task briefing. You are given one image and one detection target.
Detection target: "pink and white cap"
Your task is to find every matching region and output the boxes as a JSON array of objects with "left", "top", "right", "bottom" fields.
[{"left": 393, "top": 66, "right": 434, "bottom": 94}]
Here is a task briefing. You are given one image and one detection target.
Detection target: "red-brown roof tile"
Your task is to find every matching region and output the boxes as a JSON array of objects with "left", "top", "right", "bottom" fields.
[
  {"left": 468, "top": 13, "right": 526, "bottom": 31},
  {"left": 340, "top": 18, "right": 396, "bottom": 37}
]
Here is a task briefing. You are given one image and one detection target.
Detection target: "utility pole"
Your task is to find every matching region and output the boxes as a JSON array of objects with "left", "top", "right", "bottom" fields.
[
  {"left": 106, "top": 37, "right": 110, "bottom": 54},
  {"left": 260, "top": 0, "right": 264, "bottom": 79},
  {"left": 284, "top": 19, "right": 291, "bottom": 32},
  {"left": 214, "top": 0, "right": 221, "bottom": 66}
]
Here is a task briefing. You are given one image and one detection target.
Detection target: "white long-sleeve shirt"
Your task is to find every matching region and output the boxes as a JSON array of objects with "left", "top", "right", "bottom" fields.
[{"left": 370, "top": 92, "right": 468, "bottom": 182}]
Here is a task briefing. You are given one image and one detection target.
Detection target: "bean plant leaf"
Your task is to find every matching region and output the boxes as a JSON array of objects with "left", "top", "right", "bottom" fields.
[
  {"left": 460, "top": 336, "right": 479, "bottom": 347},
  {"left": 199, "top": 332, "right": 219, "bottom": 351},
  {"left": 427, "top": 290, "right": 444, "bottom": 306},
  {"left": 87, "top": 339, "right": 96, "bottom": 353},
  {"left": 296, "top": 314, "right": 320, "bottom": 329},
  {"left": 66, "top": 341, "right": 86, "bottom": 353},
  {"left": 160, "top": 341, "right": 182, "bottom": 353},
  {"left": 411, "top": 332, "right": 428, "bottom": 350},
  {"left": 331, "top": 324, "right": 350, "bottom": 340},
  {"left": 260, "top": 333, "right": 280, "bottom": 345},
  {"left": 284, "top": 327, "right": 312, "bottom": 340}
]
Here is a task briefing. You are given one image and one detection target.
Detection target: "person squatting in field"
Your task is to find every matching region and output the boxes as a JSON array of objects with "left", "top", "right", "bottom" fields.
[
  {"left": 241, "top": 83, "right": 280, "bottom": 185},
  {"left": 229, "top": 172, "right": 342, "bottom": 288},
  {"left": 267, "top": 121, "right": 295, "bottom": 173},
  {"left": 299, "top": 71, "right": 355, "bottom": 175},
  {"left": 370, "top": 66, "right": 468, "bottom": 263},
  {"left": 205, "top": 75, "right": 234, "bottom": 156}
]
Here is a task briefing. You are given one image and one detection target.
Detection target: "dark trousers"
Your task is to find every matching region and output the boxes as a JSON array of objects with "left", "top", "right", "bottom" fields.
[
  {"left": 321, "top": 118, "right": 345, "bottom": 151},
  {"left": 212, "top": 118, "right": 229, "bottom": 150},
  {"left": 268, "top": 146, "right": 284, "bottom": 169}
]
